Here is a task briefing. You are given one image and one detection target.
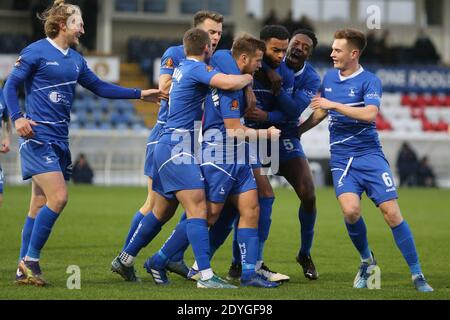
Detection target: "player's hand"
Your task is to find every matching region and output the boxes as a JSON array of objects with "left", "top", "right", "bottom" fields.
[
  {"left": 245, "top": 106, "right": 268, "bottom": 122},
  {"left": 267, "top": 126, "right": 281, "bottom": 140},
  {"left": 141, "top": 89, "right": 163, "bottom": 103},
  {"left": 245, "top": 86, "right": 257, "bottom": 110},
  {"left": 310, "top": 93, "right": 336, "bottom": 111},
  {"left": 0, "top": 138, "right": 10, "bottom": 154},
  {"left": 15, "top": 118, "right": 37, "bottom": 139},
  {"left": 266, "top": 68, "right": 282, "bottom": 96}
]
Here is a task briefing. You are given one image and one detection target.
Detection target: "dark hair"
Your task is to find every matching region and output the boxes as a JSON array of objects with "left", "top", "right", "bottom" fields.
[
  {"left": 334, "top": 28, "right": 367, "bottom": 52},
  {"left": 232, "top": 34, "right": 266, "bottom": 60},
  {"left": 193, "top": 10, "right": 224, "bottom": 27},
  {"left": 183, "top": 28, "right": 211, "bottom": 56},
  {"left": 292, "top": 28, "right": 318, "bottom": 48},
  {"left": 260, "top": 25, "right": 290, "bottom": 42}
]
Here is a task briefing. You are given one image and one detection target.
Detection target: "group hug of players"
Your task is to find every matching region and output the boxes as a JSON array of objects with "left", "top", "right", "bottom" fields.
[{"left": 4, "top": 1, "right": 433, "bottom": 292}]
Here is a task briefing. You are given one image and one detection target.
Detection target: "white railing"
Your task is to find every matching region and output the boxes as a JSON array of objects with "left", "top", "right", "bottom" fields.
[{"left": 1, "top": 128, "right": 450, "bottom": 188}]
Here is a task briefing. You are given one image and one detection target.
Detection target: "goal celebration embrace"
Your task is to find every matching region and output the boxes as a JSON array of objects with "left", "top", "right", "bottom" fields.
[{"left": 1, "top": 0, "right": 447, "bottom": 300}]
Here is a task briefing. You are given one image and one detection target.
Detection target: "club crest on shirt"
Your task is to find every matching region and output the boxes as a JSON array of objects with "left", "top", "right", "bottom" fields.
[
  {"left": 164, "top": 58, "right": 174, "bottom": 69},
  {"left": 231, "top": 99, "right": 239, "bottom": 111},
  {"left": 206, "top": 65, "right": 214, "bottom": 72},
  {"left": 348, "top": 87, "right": 359, "bottom": 97}
]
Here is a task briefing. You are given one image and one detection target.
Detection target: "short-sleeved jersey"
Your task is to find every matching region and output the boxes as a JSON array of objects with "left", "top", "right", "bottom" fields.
[
  {"left": 8, "top": 38, "right": 106, "bottom": 142},
  {"left": 0, "top": 88, "right": 8, "bottom": 128},
  {"left": 157, "top": 45, "right": 186, "bottom": 123},
  {"left": 275, "top": 61, "right": 321, "bottom": 137},
  {"left": 321, "top": 67, "right": 383, "bottom": 159},
  {"left": 203, "top": 50, "right": 246, "bottom": 162},
  {"left": 203, "top": 50, "right": 244, "bottom": 143},
  {"left": 159, "top": 58, "right": 219, "bottom": 148}
]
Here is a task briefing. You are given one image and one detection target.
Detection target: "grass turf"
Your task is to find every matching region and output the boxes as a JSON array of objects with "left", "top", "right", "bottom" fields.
[{"left": 0, "top": 186, "right": 449, "bottom": 300}]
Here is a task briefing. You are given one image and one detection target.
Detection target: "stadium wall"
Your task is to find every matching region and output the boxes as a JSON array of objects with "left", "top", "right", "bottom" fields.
[{"left": 1, "top": 131, "right": 449, "bottom": 188}]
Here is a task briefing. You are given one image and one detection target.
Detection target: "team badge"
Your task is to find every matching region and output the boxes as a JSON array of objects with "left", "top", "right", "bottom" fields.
[
  {"left": 164, "top": 58, "right": 174, "bottom": 69},
  {"left": 207, "top": 65, "right": 214, "bottom": 72},
  {"left": 231, "top": 100, "right": 239, "bottom": 111}
]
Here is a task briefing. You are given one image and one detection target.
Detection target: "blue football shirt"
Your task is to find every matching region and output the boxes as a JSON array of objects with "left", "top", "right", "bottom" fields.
[
  {"left": 321, "top": 67, "right": 383, "bottom": 159},
  {"left": 158, "top": 45, "right": 186, "bottom": 124},
  {"left": 159, "top": 58, "right": 219, "bottom": 148},
  {"left": 8, "top": 38, "right": 130, "bottom": 142}
]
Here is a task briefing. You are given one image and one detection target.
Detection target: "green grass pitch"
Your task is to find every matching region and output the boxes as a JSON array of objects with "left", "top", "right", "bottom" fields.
[{"left": 0, "top": 186, "right": 449, "bottom": 300}]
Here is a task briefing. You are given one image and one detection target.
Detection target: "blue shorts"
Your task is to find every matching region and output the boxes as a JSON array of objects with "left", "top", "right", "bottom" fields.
[
  {"left": 201, "top": 162, "right": 256, "bottom": 203},
  {"left": 152, "top": 142, "right": 205, "bottom": 200},
  {"left": 0, "top": 165, "right": 4, "bottom": 193},
  {"left": 19, "top": 139, "right": 72, "bottom": 181},
  {"left": 330, "top": 152, "right": 398, "bottom": 207},
  {"left": 250, "top": 136, "right": 306, "bottom": 170},
  {"left": 144, "top": 122, "right": 165, "bottom": 178},
  {"left": 279, "top": 137, "right": 306, "bottom": 163}
]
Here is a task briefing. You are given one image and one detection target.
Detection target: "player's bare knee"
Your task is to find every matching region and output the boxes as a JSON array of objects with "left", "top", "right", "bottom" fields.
[
  {"left": 244, "top": 208, "right": 259, "bottom": 225},
  {"left": 342, "top": 206, "right": 361, "bottom": 223},
  {"left": 381, "top": 206, "right": 403, "bottom": 226},
  {"left": 207, "top": 209, "right": 221, "bottom": 226},
  {"left": 299, "top": 191, "right": 316, "bottom": 210},
  {"left": 186, "top": 204, "right": 207, "bottom": 219},
  {"left": 257, "top": 186, "right": 274, "bottom": 198},
  {"left": 50, "top": 191, "right": 68, "bottom": 212}
]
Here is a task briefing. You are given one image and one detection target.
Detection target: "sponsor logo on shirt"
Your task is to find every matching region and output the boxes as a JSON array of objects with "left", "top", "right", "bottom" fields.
[
  {"left": 211, "top": 88, "right": 220, "bottom": 107},
  {"left": 325, "top": 88, "right": 332, "bottom": 92},
  {"left": 366, "top": 93, "right": 381, "bottom": 101},
  {"left": 48, "top": 91, "right": 70, "bottom": 106},
  {"left": 46, "top": 61, "right": 60, "bottom": 66}
]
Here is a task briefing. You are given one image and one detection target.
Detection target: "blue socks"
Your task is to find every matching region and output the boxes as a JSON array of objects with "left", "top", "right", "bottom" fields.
[
  {"left": 122, "top": 211, "right": 145, "bottom": 251},
  {"left": 392, "top": 220, "right": 422, "bottom": 276},
  {"left": 237, "top": 228, "right": 259, "bottom": 281},
  {"left": 19, "top": 216, "right": 35, "bottom": 261},
  {"left": 170, "top": 212, "right": 188, "bottom": 262},
  {"left": 232, "top": 197, "right": 274, "bottom": 264},
  {"left": 26, "top": 206, "right": 59, "bottom": 260},
  {"left": 125, "top": 212, "right": 162, "bottom": 257},
  {"left": 257, "top": 197, "right": 274, "bottom": 261},
  {"left": 209, "top": 205, "right": 237, "bottom": 258},
  {"left": 345, "top": 217, "right": 372, "bottom": 261},
  {"left": 158, "top": 218, "right": 189, "bottom": 265},
  {"left": 232, "top": 218, "right": 241, "bottom": 264},
  {"left": 186, "top": 218, "right": 210, "bottom": 271},
  {"left": 298, "top": 205, "right": 317, "bottom": 256}
]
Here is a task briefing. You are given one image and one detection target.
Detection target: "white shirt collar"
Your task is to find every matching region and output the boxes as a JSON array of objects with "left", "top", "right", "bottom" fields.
[
  {"left": 46, "top": 37, "right": 69, "bottom": 56},
  {"left": 339, "top": 65, "right": 364, "bottom": 81},
  {"left": 295, "top": 63, "right": 307, "bottom": 77},
  {"left": 186, "top": 57, "right": 200, "bottom": 62}
]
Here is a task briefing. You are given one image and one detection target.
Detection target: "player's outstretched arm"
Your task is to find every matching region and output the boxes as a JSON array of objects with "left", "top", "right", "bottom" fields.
[
  {"left": 310, "top": 94, "right": 378, "bottom": 123},
  {"left": 210, "top": 73, "right": 253, "bottom": 91},
  {"left": 224, "top": 118, "right": 280, "bottom": 141},
  {"left": 0, "top": 118, "right": 12, "bottom": 153},
  {"left": 297, "top": 109, "right": 328, "bottom": 137}
]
